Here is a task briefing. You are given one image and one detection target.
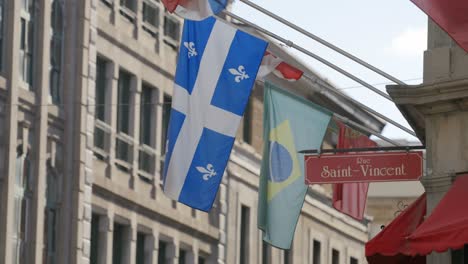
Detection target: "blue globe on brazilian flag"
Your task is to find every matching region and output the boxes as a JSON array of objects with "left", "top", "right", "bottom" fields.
[
  {"left": 267, "top": 120, "right": 301, "bottom": 201},
  {"left": 258, "top": 82, "right": 331, "bottom": 249}
]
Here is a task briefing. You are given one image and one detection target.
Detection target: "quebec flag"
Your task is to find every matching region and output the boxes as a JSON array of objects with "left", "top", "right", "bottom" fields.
[{"left": 163, "top": 17, "right": 268, "bottom": 211}]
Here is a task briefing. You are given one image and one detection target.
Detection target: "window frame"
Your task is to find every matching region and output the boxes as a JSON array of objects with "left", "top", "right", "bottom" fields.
[
  {"left": 19, "top": 0, "right": 36, "bottom": 88},
  {"left": 49, "top": 0, "right": 64, "bottom": 104}
]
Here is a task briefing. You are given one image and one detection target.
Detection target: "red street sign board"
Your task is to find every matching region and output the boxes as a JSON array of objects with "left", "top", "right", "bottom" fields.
[{"left": 305, "top": 151, "right": 423, "bottom": 184}]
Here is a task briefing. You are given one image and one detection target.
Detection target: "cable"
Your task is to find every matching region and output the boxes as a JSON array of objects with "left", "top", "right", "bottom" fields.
[{"left": 338, "top": 77, "right": 423, "bottom": 91}]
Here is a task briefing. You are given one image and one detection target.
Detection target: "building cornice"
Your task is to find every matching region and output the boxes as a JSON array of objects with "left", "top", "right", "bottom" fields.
[{"left": 387, "top": 78, "right": 468, "bottom": 143}]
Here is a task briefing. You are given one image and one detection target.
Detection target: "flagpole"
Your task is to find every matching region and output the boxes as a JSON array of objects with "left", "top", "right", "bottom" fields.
[
  {"left": 217, "top": 11, "right": 418, "bottom": 139},
  {"left": 333, "top": 114, "right": 402, "bottom": 146},
  {"left": 256, "top": 80, "right": 400, "bottom": 146},
  {"left": 220, "top": 10, "right": 394, "bottom": 102},
  {"left": 302, "top": 75, "right": 418, "bottom": 137},
  {"left": 238, "top": 0, "right": 406, "bottom": 86}
]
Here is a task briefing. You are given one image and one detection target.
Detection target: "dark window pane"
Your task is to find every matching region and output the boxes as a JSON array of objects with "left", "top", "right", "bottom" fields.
[
  {"left": 142, "top": 1, "right": 159, "bottom": 28},
  {"left": 164, "top": 16, "right": 180, "bottom": 41},
  {"left": 242, "top": 99, "right": 252, "bottom": 144},
  {"left": 198, "top": 256, "right": 205, "bottom": 264},
  {"left": 0, "top": 0, "right": 4, "bottom": 70},
  {"left": 284, "top": 250, "right": 290, "bottom": 264},
  {"left": 262, "top": 242, "right": 270, "bottom": 264},
  {"left": 313, "top": 240, "right": 321, "bottom": 264},
  {"left": 120, "top": 0, "right": 136, "bottom": 11},
  {"left": 158, "top": 241, "right": 167, "bottom": 264},
  {"left": 240, "top": 205, "right": 250, "bottom": 264},
  {"left": 117, "top": 71, "right": 131, "bottom": 134},
  {"left": 140, "top": 85, "right": 153, "bottom": 146},
  {"left": 178, "top": 249, "right": 186, "bottom": 264},
  {"left": 161, "top": 94, "right": 172, "bottom": 155},
  {"left": 350, "top": 257, "right": 358, "bottom": 264},
  {"left": 113, "top": 223, "right": 124, "bottom": 264},
  {"left": 332, "top": 249, "right": 339, "bottom": 264},
  {"left": 136, "top": 233, "right": 145, "bottom": 264},
  {"left": 95, "top": 58, "right": 107, "bottom": 121},
  {"left": 90, "top": 214, "right": 100, "bottom": 264}
]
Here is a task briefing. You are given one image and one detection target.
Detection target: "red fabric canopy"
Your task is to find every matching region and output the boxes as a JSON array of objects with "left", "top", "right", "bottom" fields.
[
  {"left": 408, "top": 174, "right": 468, "bottom": 255},
  {"left": 366, "top": 193, "right": 427, "bottom": 264}
]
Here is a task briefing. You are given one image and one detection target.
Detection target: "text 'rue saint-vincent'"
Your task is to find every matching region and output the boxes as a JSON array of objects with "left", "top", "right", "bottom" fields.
[{"left": 320, "top": 157, "right": 407, "bottom": 178}]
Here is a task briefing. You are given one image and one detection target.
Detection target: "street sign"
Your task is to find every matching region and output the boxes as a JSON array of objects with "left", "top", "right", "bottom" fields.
[{"left": 305, "top": 151, "right": 423, "bottom": 184}]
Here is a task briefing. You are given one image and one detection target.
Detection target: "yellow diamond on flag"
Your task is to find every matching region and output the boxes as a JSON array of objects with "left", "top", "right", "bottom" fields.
[{"left": 267, "top": 120, "right": 301, "bottom": 201}]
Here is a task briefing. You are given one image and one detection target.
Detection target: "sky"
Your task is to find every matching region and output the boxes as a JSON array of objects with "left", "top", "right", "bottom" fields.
[{"left": 232, "top": 0, "right": 428, "bottom": 142}]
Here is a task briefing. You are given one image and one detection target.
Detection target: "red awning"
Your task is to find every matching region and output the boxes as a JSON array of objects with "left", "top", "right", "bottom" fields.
[
  {"left": 366, "top": 193, "right": 426, "bottom": 264},
  {"left": 408, "top": 174, "right": 468, "bottom": 255}
]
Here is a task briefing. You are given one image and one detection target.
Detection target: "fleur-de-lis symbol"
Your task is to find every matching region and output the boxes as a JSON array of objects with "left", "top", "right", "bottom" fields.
[
  {"left": 196, "top": 164, "right": 217, "bottom": 181},
  {"left": 229, "top": 65, "right": 249, "bottom": 83},
  {"left": 183, "top": 42, "right": 198, "bottom": 58}
]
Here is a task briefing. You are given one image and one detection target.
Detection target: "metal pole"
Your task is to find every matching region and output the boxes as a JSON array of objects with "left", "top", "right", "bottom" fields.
[
  {"left": 239, "top": 0, "right": 406, "bottom": 86},
  {"left": 255, "top": 79, "right": 399, "bottom": 146},
  {"left": 221, "top": 10, "right": 394, "bottom": 102},
  {"left": 299, "top": 145, "right": 425, "bottom": 154},
  {"left": 302, "top": 75, "right": 418, "bottom": 137},
  {"left": 333, "top": 114, "right": 401, "bottom": 146}
]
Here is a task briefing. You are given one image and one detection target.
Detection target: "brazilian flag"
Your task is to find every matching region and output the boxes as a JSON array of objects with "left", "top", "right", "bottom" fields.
[{"left": 258, "top": 81, "right": 332, "bottom": 249}]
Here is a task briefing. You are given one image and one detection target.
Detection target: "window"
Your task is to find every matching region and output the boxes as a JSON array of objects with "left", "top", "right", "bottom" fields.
[
  {"left": 94, "top": 57, "right": 108, "bottom": 152},
  {"left": 139, "top": 85, "right": 155, "bottom": 175},
  {"left": 198, "top": 256, "right": 206, "bottom": 264},
  {"left": 116, "top": 70, "right": 132, "bottom": 163},
  {"left": 262, "top": 242, "right": 270, "bottom": 264},
  {"left": 284, "top": 250, "right": 291, "bottom": 264},
  {"left": 242, "top": 98, "right": 252, "bottom": 144},
  {"left": 142, "top": 1, "right": 159, "bottom": 28},
  {"left": 90, "top": 214, "right": 101, "bottom": 264},
  {"left": 240, "top": 205, "right": 250, "bottom": 264},
  {"left": 117, "top": 70, "right": 131, "bottom": 134},
  {"left": 0, "top": 0, "right": 5, "bottom": 71},
  {"left": 350, "top": 257, "right": 358, "bottom": 264},
  {"left": 12, "top": 146, "right": 32, "bottom": 264},
  {"left": 120, "top": 0, "right": 136, "bottom": 12},
  {"left": 113, "top": 223, "right": 129, "bottom": 264},
  {"left": 158, "top": 240, "right": 167, "bottom": 264},
  {"left": 20, "top": 0, "right": 35, "bottom": 87},
  {"left": 140, "top": 85, "right": 153, "bottom": 146},
  {"left": 178, "top": 248, "right": 186, "bottom": 264},
  {"left": 331, "top": 249, "right": 339, "bottom": 264},
  {"left": 160, "top": 94, "right": 171, "bottom": 179},
  {"left": 312, "top": 240, "right": 321, "bottom": 264},
  {"left": 136, "top": 232, "right": 147, "bottom": 264},
  {"left": 43, "top": 161, "right": 59, "bottom": 264},
  {"left": 95, "top": 57, "right": 107, "bottom": 122},
  {"left": 163, "top": 15, "right": 180, "bottom": 42},
  {"left": 50, "top": 0, "right": 63, "bottom": 104},
  {"left": 100, "top": 0, "right": 113, "bottom": 8}
]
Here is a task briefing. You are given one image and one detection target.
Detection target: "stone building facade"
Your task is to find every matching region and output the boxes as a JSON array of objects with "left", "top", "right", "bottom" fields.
[{"left": 0, "top": 1, "right": 383, "bottom": 263}]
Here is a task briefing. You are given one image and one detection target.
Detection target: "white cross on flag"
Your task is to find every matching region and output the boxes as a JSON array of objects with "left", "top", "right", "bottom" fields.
[{"left": 163, "top": 17, "right": 268, "bottom": 211}]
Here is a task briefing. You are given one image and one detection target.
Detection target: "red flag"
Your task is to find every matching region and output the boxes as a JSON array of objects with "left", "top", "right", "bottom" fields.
[
  {"left": 162, "top": 0, "right": 180, "bottom": 12},
  {"left": 332, "top": 122, "right": 377, "bottom": 220},
  {"left": 411, "top": 0, "right": 468, "bottom": 52},
  {"left": 257, "top": 52, "right": 303, "bottom": 81}
]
